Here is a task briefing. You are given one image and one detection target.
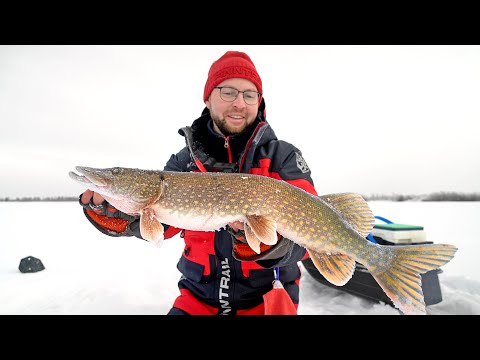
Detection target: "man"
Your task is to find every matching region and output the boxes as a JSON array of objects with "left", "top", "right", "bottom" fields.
[{"left": 79, "top": 50, "right": 318, "bottom": 315}]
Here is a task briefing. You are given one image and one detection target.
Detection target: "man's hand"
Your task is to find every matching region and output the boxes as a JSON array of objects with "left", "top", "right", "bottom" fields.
[
  {"left": 227, "top": 221, "right": 247, "bottom": 243},
  {"left": 78, "top": 190, "right": 135, "bottom": 223},
  {"left": 80, "top": 189, "right": 105, "bottom": 206},
  {"left": 228, "top": 221, "right": 244, "bottom": 232}
]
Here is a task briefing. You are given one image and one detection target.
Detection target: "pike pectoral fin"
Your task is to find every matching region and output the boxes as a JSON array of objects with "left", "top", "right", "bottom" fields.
[
  {"left": 140, "top": 208, "right": 165, "bottom": 247},
  {"left": 245, "top": 215, "right": 278, "bottom": 245},
  {"left": 244, "top": 223, "right": 261, "bottom": 254},
  {"left": 307, "top": 249, "right": 356, "bottom": 286}
]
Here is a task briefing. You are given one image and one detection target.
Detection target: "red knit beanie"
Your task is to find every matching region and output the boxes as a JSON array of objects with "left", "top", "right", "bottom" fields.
[{"left": 203, "top": 51, "right": 263, "bottom": 103}]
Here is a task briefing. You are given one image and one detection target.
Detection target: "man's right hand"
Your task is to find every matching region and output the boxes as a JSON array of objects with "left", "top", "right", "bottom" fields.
[{"left": 80, "top": 189, "right": 105, "bottom": 206}]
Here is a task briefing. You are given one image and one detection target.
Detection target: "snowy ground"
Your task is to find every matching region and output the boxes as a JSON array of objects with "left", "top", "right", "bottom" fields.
[{"left": 1, "top": 201, "right": 479, "bottom": 315}]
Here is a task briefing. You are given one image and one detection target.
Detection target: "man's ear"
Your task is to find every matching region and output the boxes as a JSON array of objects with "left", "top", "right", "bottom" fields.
[{"left": 205, "top": 99, "right": 211, "bottom": 109}]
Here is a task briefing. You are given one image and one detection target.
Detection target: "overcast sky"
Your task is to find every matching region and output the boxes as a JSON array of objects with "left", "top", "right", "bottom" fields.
[{"left": 1, "top": 45, "right": 479, "bottom": 198}]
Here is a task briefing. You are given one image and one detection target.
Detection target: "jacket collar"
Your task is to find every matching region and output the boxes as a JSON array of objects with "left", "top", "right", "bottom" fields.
[{"left": 178, "top": 98, "right": 277, "bottom": 170}]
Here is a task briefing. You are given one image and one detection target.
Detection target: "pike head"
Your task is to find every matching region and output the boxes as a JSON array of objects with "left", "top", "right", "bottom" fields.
[{"left": 69, "top": 166, "right": 164, "bottom": 215}]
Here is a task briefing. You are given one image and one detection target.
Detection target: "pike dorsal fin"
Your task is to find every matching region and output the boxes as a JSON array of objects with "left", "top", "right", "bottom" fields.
[
  {"left": 307, "top": 249, "right": 356, "bottom": 286},
  {"left": 245, "top": 215, "right": 278, "bottom": 246},
  {"left": 320, "top": 193, "right": 375, "bottom": 238},
  {"left": 140, "top": 207, "right": 165, "bottom": 247}
]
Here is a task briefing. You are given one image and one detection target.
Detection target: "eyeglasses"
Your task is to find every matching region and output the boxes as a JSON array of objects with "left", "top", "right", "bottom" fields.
[{"left": 214, "top": 86, "right": 261, "bottom": 105}]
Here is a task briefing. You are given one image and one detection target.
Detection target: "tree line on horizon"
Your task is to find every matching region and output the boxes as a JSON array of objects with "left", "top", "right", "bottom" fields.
[
  {"left": 0, "top": 196, "right": 77, "bottom": 202},
  {"left": 362, "top": 191, "right": 480, "bottom": 201},
  {"left": 1, "top": 191, "right": 480, "bottom": 202}
]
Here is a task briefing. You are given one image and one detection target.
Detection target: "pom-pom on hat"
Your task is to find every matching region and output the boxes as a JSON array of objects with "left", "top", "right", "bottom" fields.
[{"left": 203, "top": 51, "right": 263, "bottom": 103}]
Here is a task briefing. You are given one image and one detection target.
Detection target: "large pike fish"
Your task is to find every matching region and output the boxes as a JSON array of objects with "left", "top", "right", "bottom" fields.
[{"left": 69, "top": 166, "right": 457, "bottom": 315}]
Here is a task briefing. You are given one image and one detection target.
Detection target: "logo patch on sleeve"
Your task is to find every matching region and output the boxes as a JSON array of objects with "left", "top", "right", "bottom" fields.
[{"left": 295, "top": 152, "right": 310, "bottom": 173}]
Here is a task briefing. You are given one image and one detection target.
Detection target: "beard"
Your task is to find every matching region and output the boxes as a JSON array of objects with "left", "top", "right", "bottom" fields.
[{"left": 210, "top": 111, "right": 254, "bottom": 136}]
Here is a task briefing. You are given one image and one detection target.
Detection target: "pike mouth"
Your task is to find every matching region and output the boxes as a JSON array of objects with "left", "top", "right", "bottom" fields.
[{"left": 68, "top": 166, "right": 110, "bottom": 187}]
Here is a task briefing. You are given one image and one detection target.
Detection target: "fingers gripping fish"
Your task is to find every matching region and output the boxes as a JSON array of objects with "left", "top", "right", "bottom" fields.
[{"left": 69, "top": 166, "right": 458, "bottom": 315}]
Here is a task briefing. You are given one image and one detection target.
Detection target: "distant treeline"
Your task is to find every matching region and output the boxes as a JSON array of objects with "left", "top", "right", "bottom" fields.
[
  {"left": 362, "top": 191, "right": 480, "bottom": 201},
  {"left": 0, "top": 196, "right": 77, "bottom": 202},
  {"left": 1, "top": 192, "right": 480, "bottom": 202}
]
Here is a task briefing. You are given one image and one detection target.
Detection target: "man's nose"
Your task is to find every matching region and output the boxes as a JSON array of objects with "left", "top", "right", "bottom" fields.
[{"left": 231, "top": 93, "right": 247, "bottom": 107}]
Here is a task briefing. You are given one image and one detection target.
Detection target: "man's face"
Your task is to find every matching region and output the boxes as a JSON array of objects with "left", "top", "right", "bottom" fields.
[{"left": 205, "top": 78, "right": 260, "bottom": 136}]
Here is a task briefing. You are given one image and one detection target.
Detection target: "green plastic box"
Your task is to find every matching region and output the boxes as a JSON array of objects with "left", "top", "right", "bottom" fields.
[{"left": 371, "top": 223, "right": 427, "bottom": 244}]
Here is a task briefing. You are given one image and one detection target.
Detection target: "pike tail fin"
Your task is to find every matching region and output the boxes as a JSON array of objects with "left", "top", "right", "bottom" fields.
[{"left": 370, "top": 244, "right": 457, "bottom": 315}]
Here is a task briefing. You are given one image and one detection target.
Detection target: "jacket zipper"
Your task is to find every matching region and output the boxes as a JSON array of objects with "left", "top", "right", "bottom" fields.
[{"left": 224, "top": 136, "right": 233, "bottom": 163}]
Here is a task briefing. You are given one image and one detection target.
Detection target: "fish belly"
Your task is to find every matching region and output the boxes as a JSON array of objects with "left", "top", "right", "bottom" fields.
[{"left": 152, "top": 205, "right": 244, "bottom": 232}]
